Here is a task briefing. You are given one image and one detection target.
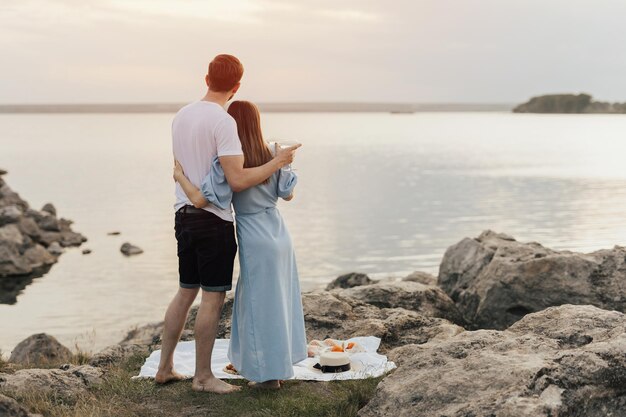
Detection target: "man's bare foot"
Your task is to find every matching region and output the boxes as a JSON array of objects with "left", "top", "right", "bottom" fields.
[
  {"left": 155, "top": 369, "right": 187, "bottom": 384},
  {"left": 248, "top": 380, "right": 281, "bottom": 390},
  {"left": 192, "top": 377, "right": 241, "bottom": 394}
]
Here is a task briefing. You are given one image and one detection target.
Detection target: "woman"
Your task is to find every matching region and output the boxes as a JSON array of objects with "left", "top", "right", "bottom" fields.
[{"left": 173, "top": 100, "right": 307, "bottom": 390}]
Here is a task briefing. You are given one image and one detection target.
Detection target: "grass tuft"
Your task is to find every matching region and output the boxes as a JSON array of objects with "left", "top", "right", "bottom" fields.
[{"left": 4, "top": 352, "right": 384, "bottom": 417}]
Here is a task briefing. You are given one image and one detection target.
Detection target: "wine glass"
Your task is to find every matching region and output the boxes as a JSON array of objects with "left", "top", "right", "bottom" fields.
[{"left": 277, "top": 140, "right": 300, "bottom": 171}]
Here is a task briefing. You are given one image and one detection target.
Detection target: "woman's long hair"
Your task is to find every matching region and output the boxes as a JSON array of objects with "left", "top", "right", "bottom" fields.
[{"left": 227, "top": 101, "right": 272, "bottom": 184}]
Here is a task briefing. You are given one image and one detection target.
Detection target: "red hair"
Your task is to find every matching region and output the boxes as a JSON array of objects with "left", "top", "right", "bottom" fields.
[
  {"left": 208, "top": 54, "right": 244, "bottom": 92},
  {"left": 227, "top": 101, "right": 272, "bottom": 184}
]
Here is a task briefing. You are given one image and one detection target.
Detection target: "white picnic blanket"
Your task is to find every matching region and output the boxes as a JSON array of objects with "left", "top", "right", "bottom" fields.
[{"left": 133, "top": 336, "right": 395, "bottom": 381}]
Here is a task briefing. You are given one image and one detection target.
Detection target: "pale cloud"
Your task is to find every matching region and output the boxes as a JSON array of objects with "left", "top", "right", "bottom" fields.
[
  {"left": 107, "top": 0, "right": 264, "bottom": 23},
  {"left": 0, "top": 0, "right": 625, "bottom": 104},
  {"left": 315, "top": 9, "right": 379, "bottom": 22}
]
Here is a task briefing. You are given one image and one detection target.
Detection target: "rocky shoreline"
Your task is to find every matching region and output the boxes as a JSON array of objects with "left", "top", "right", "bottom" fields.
[
  {"left": 0, "top": 170, "right": 86, "bottom": 304},
  {"left": 1, "top": 231, "right": 625, "bottom": 416}
]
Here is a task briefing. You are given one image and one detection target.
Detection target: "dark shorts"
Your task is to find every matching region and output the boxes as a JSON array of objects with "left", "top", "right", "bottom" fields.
[{"left": 175, "top": 206, "right": 237, "bottom": 292}]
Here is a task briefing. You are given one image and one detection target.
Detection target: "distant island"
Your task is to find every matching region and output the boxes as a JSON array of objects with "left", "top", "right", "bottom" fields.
[{"left": 513, "top": 93, "right": 626, "bottom": 114}]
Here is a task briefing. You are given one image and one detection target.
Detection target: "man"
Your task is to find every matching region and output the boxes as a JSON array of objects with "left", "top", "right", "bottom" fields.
[{"left": 155, "top": 54, "right": 299, "bottom": 394}]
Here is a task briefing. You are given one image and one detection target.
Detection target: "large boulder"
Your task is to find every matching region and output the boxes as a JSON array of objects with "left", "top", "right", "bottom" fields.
[
  {"left": 333, "top": 281, "right": 465, "bottom": 325},
  {"left": 302, "top": 291, "right": 463, "bottom": 351},
  {"left": 438, "top": 230, "right": 626, "bottom": 329},
  {"left": 325, "top": 272, "right": 377, "bottom": 290},
  {"left": 359, "top": 305, "right": 626, "bottom": 417},
  {"left": 0, "top": 393, "right": 33, "bottom": 417},
  {"left": 88, "top": 344, "right": 150, "bottom": 368},
  {"left": 9, "top": 333, "right": 72, "bottom": 366},
  {"left": 119, "top": 322, "right": 165, "bottom": 347},
  {"left": 0, "top": 365, "right": 102, "bottom": 401}
]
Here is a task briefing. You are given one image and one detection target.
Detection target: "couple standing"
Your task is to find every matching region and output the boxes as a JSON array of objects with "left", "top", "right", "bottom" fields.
[{"left": 154, "top": 54, "right": 307, "bottom": 393}]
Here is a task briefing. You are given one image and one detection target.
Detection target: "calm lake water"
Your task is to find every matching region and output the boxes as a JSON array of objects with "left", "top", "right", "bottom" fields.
[{"left": 1, "top": 112, "right": 626, "bottom": 354}]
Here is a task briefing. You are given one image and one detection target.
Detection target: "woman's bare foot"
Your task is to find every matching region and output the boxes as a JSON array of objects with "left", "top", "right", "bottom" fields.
[
  {"left": 155, "top": 369, "right": 187, "bottom": 384},
  {"left": 248, "top": 380, "right": 281, "bottom": 390},
  {"left": 192, "top": 377, "right": 242, "bottom": 394}
]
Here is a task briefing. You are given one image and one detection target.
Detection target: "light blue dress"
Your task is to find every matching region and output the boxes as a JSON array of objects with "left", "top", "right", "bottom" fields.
[{"left": 201, "top": 156, "right": 308, "bottom": 382}]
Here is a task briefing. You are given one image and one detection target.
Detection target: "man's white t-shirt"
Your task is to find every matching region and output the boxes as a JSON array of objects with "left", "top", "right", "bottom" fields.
[{"left": 172, "top": 101, "right": 243, "bottom": 222}]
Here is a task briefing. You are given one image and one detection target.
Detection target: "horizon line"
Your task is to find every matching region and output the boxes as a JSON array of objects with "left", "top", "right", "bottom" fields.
[{"left": 0, "top": 102, "right": 514, "bottom": 114}]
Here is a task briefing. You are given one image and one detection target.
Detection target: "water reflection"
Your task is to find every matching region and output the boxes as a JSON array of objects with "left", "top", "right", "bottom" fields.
[
  {"left": 0, "top": 112, "right": 625, "bottom": 353},
  {"left": 0, "top": 266, "right": 51, "bottom": 304}
]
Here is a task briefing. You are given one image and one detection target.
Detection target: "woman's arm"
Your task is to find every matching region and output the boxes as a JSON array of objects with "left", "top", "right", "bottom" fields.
[{"left": 173, "top": 160, "right": 208, "bottom": 208}]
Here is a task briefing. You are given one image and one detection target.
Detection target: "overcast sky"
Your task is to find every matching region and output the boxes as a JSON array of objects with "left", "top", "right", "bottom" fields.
[{"left": 2, "top": 0, "right": 626, "bottom": 104}]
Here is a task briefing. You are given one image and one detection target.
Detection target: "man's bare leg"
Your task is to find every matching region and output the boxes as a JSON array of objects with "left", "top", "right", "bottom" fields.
[
  {"left": 192, "top": 290, "right": 241, "bottom": 394},
  {"left": 155, "top": 287, "right": 199, "bottom": 384}
]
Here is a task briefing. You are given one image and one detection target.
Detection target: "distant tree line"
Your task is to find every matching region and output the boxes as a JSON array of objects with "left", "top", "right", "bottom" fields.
[{"left": 513, "top": 94, "right": 626, "bottom": 113}]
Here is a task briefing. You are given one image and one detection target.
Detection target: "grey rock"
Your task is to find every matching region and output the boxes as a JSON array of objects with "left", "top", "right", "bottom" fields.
[
  {"left": 46, "top": 242, "right": 64, "bottom": 256},
  {"left": 0, "top": 242, "right": 31, "bottom": 277},
  {"left": 58, "top": 218, "right": 73, "bottom": 227},
  {"left": 0, "top": 184, "right": 27, "bottom": 210},
  {"left": 0, "top": 225, "right": 24, "bottom": 246},
  {"left": 120, "top": 242, "right": 143, "bottom": 256},
  {"left": 37, "top": 215, "right": 60, "bottom": 232},
  {"left": 37, "top": 231, "right": 62, "bottom": 247},
  {"left": 59, "top": 231, "right": 87, "bottom": 247},
  {"left": 23, "top": 209, "right": 43, "bottom": 222},
  {"left": 8, "top": 333, "right": 72, "bottom": 366},
  {"left": 0, "top": 206, "right": 22, "bottom": 226},
  {"left": 402, "top": 270, "right": 437, "bottom": 285},
  {"left": 302, "top": 291, "right": 463, "bottom": 351},
  {"left": 0, "top": 365, "right": 102, "bottom": 401},
  {"left": 89, "top": 344, "right": 149, "bottom": 368},
  {"left": 438, "top": 230, "right": 626, "bottom": 329},
  {"left": 16, "top": 217, "right": 40, "bottom": 240},
  {"left": 82, "top": 249, "right": 92, "bottom": 255},
  {"left": 359, "top": 305, "right": 626, "bottom": 417},
  {"left": 0, "top": 393, "right": 31, "bottom": 417},
  {"left": 40, "top": 203, "right": 56, "bottom": 216},
  {"left": 333, "top": 281, "right": 465, "bottom": 325},
  {"left": 23, "top": 244, "right": 56, "bottom": 270},
  {"left": 120, "top": 322, "right": 165, "bottom": 347},
  {"left": 325, "top": 272, "right": 377, "bottom": 290}
]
